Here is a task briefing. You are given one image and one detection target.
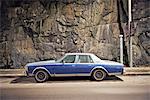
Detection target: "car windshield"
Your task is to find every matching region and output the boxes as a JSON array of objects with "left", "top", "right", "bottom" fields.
[
  {"left": 61, "top": 55, "right": 75, "bottom": 63},
  {"left": 56, "top": 56, "right": 64, "bottom": 63},
  {"left": 56, "top": 55, "right": 75, "bottom": 63}
]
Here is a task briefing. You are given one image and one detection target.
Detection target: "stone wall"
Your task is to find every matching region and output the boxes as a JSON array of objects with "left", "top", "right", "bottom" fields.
[
  {"left": 0, "top": 0, "right": 149, "bottom": 68},
  {"left": 130, "top": 0, "right": 150, "bottom": 65}
]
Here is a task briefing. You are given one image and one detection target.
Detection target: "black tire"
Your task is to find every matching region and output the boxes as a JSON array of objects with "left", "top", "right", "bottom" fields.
[
  {"left": 34, "top": 70, "right": 49, "bottom": 83},
  {"left": 92, "top": 69, "right": 106, "bottom": 81}
]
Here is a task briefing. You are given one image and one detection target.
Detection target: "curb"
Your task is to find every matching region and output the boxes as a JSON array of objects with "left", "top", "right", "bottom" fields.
[
  {"left": 0, "top": 67, "right": 150, "bottom": 77},
  {"left": 124, "top": 67, "right": 150, "bottom": 75},
  {"left": 0, "top": 69, "right": 25, "bottom": 77},
  {"left": 123, "top": 72, "right": 150, "bottom": 76},
  {"left": 0, "top": 74, "right": 25, "bottom": 77}
]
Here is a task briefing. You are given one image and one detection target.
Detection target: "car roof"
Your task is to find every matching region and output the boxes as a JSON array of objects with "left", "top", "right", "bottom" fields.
[{"left": 65, "top": 53, "right": 94, "bottom": 56}]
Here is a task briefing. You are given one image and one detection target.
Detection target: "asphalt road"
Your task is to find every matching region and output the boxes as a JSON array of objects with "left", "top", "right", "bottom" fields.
[{"left": 0, "top": 75, "right": 150, "bottom": 100}]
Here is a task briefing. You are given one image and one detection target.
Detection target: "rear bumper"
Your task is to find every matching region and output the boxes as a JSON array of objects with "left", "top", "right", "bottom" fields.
[
  {"left": 108, "top": 68, "right": 124, "bottom": 75},
  {"left": 108, "top": 72, "right": 123, "bottom": 75}
]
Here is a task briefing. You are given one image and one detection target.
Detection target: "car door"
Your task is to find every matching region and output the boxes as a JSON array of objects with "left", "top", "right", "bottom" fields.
[
  {"left": 54, "top": 55, "right": 77, "bottom": 76},
  {"left": 75, "top": 55, "right": 94, "bottom": 76}
]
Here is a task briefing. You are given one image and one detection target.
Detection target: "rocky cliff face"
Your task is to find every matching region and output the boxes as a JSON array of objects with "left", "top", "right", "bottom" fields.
[
  {"left": 0, "top": 0, "right": 149, "bottom": 68},
  {"left": 131, "top": 0, "right": 150, "bottom": 65}
]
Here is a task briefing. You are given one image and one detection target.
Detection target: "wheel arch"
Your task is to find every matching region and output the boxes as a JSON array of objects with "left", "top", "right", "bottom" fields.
[
  {"left": 90, "top": 66, "right": 109, "bottom": 76},
  {"left": 32, "top": 67, "right": 51, "bottom": 76}
]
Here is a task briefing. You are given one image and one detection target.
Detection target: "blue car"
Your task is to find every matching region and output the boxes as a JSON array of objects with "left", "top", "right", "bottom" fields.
[{"left": 25, "top": 53, "right": 124, "bottom": 82}]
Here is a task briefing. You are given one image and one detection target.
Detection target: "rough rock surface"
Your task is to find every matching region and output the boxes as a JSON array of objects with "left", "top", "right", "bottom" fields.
[
  {"left": 0, "top": 0, "right": 149, "bottom": 68},
  {"left": 130, "top": 0, "right": 150, "bottom": 65}
]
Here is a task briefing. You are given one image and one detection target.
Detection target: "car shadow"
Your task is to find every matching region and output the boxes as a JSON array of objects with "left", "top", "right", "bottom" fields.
[{"left": 10, "top": 75, "right": 123, "bottom": 84}]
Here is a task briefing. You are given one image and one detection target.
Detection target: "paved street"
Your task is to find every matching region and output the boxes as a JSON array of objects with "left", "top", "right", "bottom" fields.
[{"left": 0, "top": 75, "right": 150, "bottom": 100}]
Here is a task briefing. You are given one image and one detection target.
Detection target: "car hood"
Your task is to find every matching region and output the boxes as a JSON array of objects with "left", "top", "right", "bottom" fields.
[
  {"left": 26, "top": 60, "right": 55, "bottom": 66},
  {"left": 99, "top": 60, "right": 124, "bottom": 66}
]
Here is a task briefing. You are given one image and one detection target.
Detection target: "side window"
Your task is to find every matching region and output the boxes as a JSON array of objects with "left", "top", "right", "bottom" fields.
[
  {"left": 78, "top": 55, "right": 93, "bottom": 63},
  {"left": 61, "top": 55, "right": 76, "bottom": 63}
]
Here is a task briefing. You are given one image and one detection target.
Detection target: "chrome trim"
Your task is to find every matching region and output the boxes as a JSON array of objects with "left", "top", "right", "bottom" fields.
[
  {"left": 54, "top": 74, "right": 90, "bottom": 77},
  {"left": 76, "top": 74, "right": 90, "bottom": 76},
  {"left": 73, "top": 63, "right": 95, "bottom": 64}
]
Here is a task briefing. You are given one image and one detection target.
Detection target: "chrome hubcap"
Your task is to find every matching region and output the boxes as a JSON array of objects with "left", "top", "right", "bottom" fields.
[
  {"left": 37, "top": 72, "right": 45, "bottom": 80},
  {"left": 95, "top": 71, "right": 103, "bottom": 79}
]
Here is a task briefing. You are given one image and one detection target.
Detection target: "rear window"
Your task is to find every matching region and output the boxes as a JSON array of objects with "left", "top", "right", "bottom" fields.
[{"left": 78, "top": 55, "right": 93, "bottom": 63}]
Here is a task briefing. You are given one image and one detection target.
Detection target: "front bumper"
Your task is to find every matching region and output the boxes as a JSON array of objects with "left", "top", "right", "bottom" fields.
[
  {"left": 25, "top": 71, "right": 33, "bottom": 77},
  {"left": 121, "top": 68, "right": 124, "bottom": 75}
]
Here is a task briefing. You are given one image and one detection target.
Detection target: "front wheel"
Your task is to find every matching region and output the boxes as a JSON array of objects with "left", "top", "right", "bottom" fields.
[
  {"left": 92, "top": 69, "right": 106, "bottom": 81},
  {"left": 34, "top": 70, "right": 49, "bottom": 83}
]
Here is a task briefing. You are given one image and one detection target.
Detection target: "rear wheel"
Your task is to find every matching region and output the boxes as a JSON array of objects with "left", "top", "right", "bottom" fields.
[
  {"left": 92, "top": 69, "right": 106, "bottom": 81},
  {"left": 34, "top": 70, "right": 49, "bottom": 83}
]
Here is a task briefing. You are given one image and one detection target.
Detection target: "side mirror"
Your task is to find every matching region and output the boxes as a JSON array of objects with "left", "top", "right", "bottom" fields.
[{"left": 62, "top": 60, "right": 65, "bottom": 64}]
